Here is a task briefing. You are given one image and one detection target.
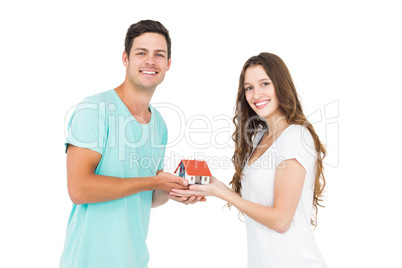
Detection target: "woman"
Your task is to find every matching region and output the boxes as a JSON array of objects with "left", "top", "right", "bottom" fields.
[{"left": 171, "top": 52, "right": 327, "bottom": 267}]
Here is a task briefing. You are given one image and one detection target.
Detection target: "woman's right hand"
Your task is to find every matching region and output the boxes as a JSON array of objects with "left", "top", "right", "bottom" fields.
[{"left": 170, "top": 176, "right": 232, "bottom": 200}]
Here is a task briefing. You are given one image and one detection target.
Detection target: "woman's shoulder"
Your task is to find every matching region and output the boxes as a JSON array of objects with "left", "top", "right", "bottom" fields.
[
  {"left": 284, "top": 124, "right": 312, "bottom": 138},
  {"left": 280, "top": 124, "right": 315, "bottom": 148},
  {"left": 276, "top": 124, "right": 318, "bottom": 166}
]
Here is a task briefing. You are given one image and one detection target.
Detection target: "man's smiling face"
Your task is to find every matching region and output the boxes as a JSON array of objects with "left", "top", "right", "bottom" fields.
[{"left": 123, "top": 32, "right": 171, "bottom": 92}]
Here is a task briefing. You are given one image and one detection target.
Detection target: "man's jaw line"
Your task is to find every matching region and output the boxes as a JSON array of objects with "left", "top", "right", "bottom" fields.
[{"left": 121, "top": 76, "right": 158, "bottom": 97}]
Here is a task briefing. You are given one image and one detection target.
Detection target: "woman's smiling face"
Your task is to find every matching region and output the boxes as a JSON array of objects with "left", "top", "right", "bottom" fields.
[{"left": 244, "top": 65, "right": 282, "bottom": 121}]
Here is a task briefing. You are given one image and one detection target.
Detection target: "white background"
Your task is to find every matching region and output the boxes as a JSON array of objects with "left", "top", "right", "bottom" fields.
[{"left": 1, "top": 0, "right": 401, "bottom": 267}]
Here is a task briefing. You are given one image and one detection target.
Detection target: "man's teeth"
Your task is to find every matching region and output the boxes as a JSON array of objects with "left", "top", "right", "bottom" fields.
[
  {"left": 141, "top": 71, "right": 156, "bottom": 74},
  {"left": 256, "top": 101, "right": 269, "bottom": 107}
]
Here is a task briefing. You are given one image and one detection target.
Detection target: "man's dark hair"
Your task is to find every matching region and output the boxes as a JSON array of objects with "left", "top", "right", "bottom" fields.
[{"left": 125, "top": 20, "right": 171, "bottom": 59}]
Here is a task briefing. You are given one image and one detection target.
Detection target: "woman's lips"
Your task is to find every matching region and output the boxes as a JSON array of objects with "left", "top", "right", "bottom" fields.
[{"left": 254, "top": 100, "right": 270, "bottom": 109}]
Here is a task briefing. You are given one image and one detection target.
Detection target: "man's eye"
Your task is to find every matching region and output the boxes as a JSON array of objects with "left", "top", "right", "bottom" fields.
[{"left": 156, "top": 54, "right": 165, "bottom": 57}]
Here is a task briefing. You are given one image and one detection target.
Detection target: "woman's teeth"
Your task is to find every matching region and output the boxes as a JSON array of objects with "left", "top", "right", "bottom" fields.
[{"left": 256, "top": 101, "right": 269, "bottom": 107}]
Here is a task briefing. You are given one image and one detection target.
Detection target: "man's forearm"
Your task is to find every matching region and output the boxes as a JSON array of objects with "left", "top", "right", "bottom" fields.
[
  {"left": 68, "top": 174, "right": 158, "bottom": 205},
  {"left": 67, "top": 146, "right": 188, "bottom": 205}
]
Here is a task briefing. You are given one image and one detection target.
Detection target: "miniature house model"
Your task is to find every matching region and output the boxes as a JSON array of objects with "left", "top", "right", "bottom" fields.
[{"left": 174, "top": 160, "right": 211, "bottom": 185}]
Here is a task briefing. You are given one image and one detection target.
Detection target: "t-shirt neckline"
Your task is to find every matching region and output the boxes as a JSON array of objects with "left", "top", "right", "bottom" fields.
[
  {"left": 246, "top": 124, "right": 294, "bottom": 167},
  {"left": 111, "top": 89, "right": 154, "bottom": 125}
]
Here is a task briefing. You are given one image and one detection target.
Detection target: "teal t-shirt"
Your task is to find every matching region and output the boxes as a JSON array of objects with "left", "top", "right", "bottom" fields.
[{"left": 60, "top": 90, "right": 167, "bottom": 268}]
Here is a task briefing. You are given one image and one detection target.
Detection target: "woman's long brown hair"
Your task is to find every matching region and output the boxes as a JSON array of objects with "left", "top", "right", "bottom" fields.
[{"left": 230, "top": 52, "right": 326, "bottom": 227}]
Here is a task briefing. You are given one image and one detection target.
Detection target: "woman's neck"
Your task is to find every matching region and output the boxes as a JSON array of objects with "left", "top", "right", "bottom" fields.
[{"left": 265, "top": 115, "right": 289, "bottom": 138}]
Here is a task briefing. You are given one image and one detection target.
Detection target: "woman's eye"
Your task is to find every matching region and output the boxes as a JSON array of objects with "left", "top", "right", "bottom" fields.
[
  {"left": 245, "top": 87, "right": 252, "bottom": 91},
  {"left": 262, "top": 82, "right": 269, "bottom": 86}
]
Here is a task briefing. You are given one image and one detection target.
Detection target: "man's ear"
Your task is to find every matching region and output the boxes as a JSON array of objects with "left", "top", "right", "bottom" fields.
[
  {"left": 122, "top": 51, "right": 129, "bottom": 67},
  {"left": 166, "top": 57, "right": 171, "bottom": 71}
]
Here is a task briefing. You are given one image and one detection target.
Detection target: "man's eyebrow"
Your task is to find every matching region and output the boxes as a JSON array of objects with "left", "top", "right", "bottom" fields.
[{"left": 134, "top": 48, "right": 167, "bottom": 54}]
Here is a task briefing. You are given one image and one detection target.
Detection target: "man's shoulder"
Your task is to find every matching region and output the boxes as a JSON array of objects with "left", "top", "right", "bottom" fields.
[{"left": 81, "top": 89, "right": 115, "bottom": 104}]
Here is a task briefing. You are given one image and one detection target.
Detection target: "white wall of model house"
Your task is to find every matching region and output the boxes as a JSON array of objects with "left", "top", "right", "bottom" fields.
[{"left": 174, "top": 169, "right": 210, "bottom": 185}]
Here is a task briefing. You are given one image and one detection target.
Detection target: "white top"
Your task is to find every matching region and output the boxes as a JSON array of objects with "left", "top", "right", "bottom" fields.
[{"left": 242, "top": 124, "right": 327, "bottom": 268}]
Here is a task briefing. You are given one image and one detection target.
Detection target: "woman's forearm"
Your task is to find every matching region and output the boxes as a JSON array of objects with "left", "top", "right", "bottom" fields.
[
  {"left": 191, "top": 181, "right": 290, "bottom": 233},
  {"left": 172, "top": 179, "right": 293, "bottom": 233},
  {"left": 223, "top": 191, "right": 289, "bottom": 233}
]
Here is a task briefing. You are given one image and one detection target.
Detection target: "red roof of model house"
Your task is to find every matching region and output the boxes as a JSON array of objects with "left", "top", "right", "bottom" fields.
[{"left": 174, "top": 160, "right": 212, "bottom": 176}]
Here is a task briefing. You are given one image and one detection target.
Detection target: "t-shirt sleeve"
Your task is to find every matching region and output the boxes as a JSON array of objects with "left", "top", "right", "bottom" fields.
[
  {"left": 65, "top": 98, "right": 106, "bottom": 155},
  {"left": 276, "top": 126, "right": 317, "bottom": 171}
]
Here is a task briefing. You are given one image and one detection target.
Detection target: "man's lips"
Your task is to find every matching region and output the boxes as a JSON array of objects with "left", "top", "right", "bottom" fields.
[{"left": 254, "top": 100, "right": 270, "bottom": 109}]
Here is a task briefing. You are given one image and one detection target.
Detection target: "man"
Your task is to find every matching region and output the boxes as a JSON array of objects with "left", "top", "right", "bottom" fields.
[{"left": 60, "top": 20, "right": 203, "bottom": 268}]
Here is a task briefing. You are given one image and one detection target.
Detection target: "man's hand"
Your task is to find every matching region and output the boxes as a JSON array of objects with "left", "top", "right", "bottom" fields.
[
  {"left": 153, "top": 172, "right": 189, "bottom": 191},
  {"left": 152, "top": 171, "right": 206, "bottom": 207}
]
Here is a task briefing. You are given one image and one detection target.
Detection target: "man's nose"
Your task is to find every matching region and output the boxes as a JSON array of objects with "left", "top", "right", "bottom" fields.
[{"left": 144, "top": 54, "right": 156, "bottom": 65}]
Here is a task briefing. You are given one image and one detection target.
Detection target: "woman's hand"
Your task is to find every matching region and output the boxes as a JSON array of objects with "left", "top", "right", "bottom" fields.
[
  {"left": 170, "top": 177, "right": 231, "bottom": 200},
  {"left": 169, "top": 194, "right": 206, "bottom": 205},
  {"left": 153, "top": 189, "right": 206, "bottom": 207}
]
